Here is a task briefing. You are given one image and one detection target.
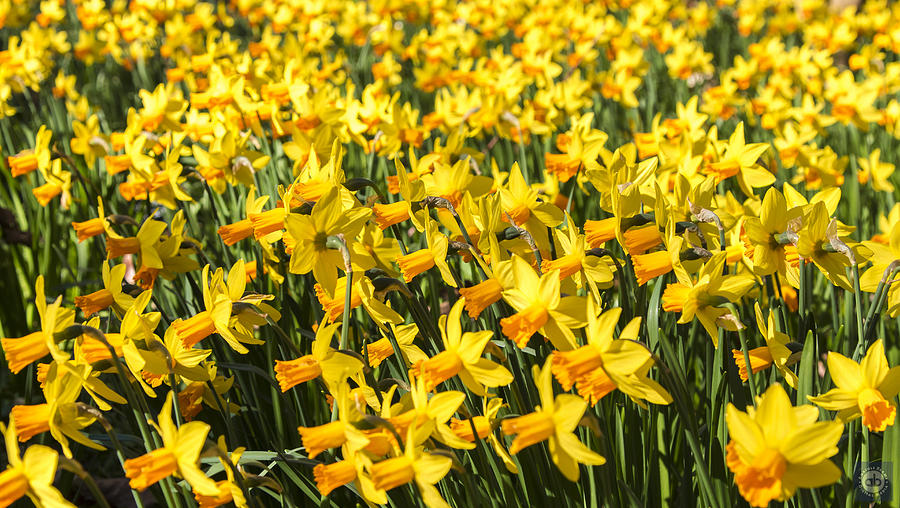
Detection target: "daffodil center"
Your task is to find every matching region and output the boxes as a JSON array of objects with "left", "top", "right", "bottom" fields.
[
  {"left": 733, "top": 448, "right": 786, "bottom": 508},
  {"left": 859, "top": 388, "right": 897, "bottom": 432}
]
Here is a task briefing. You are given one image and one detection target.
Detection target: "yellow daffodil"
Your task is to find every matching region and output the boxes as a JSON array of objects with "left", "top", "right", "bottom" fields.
[
  {"left": 499, "top": 255, "right": 587, "bottom": 350},
  {"left": 285, "top": 185, "right": 372, "bottom": 294},
  {"left": 705, "top": 122, "right": 773, "bottom": 197},
  {"left": 501, "top": 359, "right": 606, "bottom": 481},
  {"left": 396, "top": 217, "right": 456, "bottom": 287},
  {"left": 726, "top": 384, "right": 842, "bottom": 507},
  {"left": 410, "top": 298, "right": 512, "bottom": 395},
  {"left": 274, "top": 322, "right": 362, "bottom": 392},
  {"left": 297, "top": 384, "right": 369, "bottom": 459},
  {"left": 797, "top": 201, "right": 854, "bottom": 291},
  {"left": 366, "top": 322, "right": 428, "bottom": 369},
  {"left": 551, "top": 302, "right": 671, "bottom": 407},
  {"left": 661, "top": 252, "right": 755, "bottom": 346},
  {"left": 368, "top": 425, "right": 454, "bottom": 508},
  {"left": 1, "top": 276, "right": 73, "bottom": 374},
  {"left": 732, "top": 304, "right": 800, "bottom": 388},
  {"left": 0, "top": 421, "right": 75, "bottom": 508},
  {"left": 124, "top": 391, "right": 219, "bottom": 496},
  {"left": 808, "top": 340, "right": 900, "bottom": 432}
]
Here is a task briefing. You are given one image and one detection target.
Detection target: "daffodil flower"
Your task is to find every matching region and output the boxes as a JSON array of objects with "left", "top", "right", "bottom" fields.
[
  {"left": 661, "top": 252, "right": 755, "bottom": 346},
  {"left": 743, "top": 187, "right": 801, "bottom": 279},
  {"left": 420, "top": 157, "right": 492, "bottom": 209},
  {"left": 501, "top": 359, "right": 606, "bottom": 481},
  {"left": 797, "top": 201, "right": 854, "bottom": 291},
  {"left": 396, "top": 217, "right": 457, "bottom": 287},
  {"left": 274, "top": 322, "right": 362, "bottom": 392},
  {"left": 170, "top": 265, "right": 242, "bottom": 352},
  {"left": 368, "top": 425, "right": 454, "bottom": 508},
  {"left": 192, "top": 437, "right": 249, "bottom": 508},
  {"left": 410, "top": 298, "right": 512, "bottom": 395},
  {"left": 731, "top": 304, "right": 800, "bottom": 387},
  {"left": 0, "top": 421, "right": 75, "bottom": 508},
  {"left": 543, "top": 217, "right": 615, "bottom": 294},
  {"left": 297, "top": 384, "right": 370, "bottom": 459},
  {"left": 74, "top": 263, "right": 135, "bottom": 317},
  {"left": 551, "top": 302, "right": 671, "bottom": 407},
  {"left": 726, "top": 384, "right": 842, "bottom": 507},
  {"left": 313, "top": 443, "right": 384, "bottom": 503},
  {"left": 367, "top": 322, "right": 427, "bottom": 369},
  {"left": 207, "top": 260, "right": 279, "bottom": 347},
  {"left": 314, "top": 275, "right": 402, "bottom": 326},
  {"left": 6, "top": 124, "right": 52, "bottom": 177},
  {"left": 808, "top": 339, "right": 900, "bottom": 432},
  {"left": 499, "top": 255, "right": 587, "bottom": 350},
  {"left": 498, "top": 162, "right": 564, "bottom": 253},
  {"left": 217, "top": 186, "right": 269, "bottom": 246},
  {"left": 192, "top": 127, "right": 269, "bottom": 192},
  {"left": 285, "top": 185, "right": 373, "bottom": 294},
  {"left": 124, "top": 391, "right": 219, "bottom": 496},
  {"left": 705, "top": 122, "right": 773, "bottom": 196},
  {"left": 11, "top": 368, "right": 103, "bottom": 458},
  {"left": 449, "top": 394, "right": 518, "bottom": 473},
  {"left": 1, "top": 276, "right": 73, "bottom": 374}
]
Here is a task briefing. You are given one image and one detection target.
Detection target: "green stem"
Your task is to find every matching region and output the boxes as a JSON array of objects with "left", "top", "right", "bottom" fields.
[{"left": 852, "top": 264, "right": 865, "bottom": 361}]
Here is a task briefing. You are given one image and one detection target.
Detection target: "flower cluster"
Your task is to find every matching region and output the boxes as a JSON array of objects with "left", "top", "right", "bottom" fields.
[{"left": 3, "top": 0, "right": 900, "bottom": 507}]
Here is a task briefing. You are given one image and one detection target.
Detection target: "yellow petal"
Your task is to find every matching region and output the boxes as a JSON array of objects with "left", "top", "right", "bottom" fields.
[
  {"left": 826, "top": 352, "right": 864, "bottom": 391},
  {"left": 780, "top": 421, "right": 842, "bottom": 465},
  {"left": 781, "top": 460, "right": 842, "bottom": 490}
]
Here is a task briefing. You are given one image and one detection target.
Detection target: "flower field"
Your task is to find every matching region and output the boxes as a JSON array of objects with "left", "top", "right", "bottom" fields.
[{"left": 4, "top": 0, "right": 900, "bottom": 506}]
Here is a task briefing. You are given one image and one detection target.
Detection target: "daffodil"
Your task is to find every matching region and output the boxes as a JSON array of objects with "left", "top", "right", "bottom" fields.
[
  {"left": 498, "top": 162, "right": 564, "bottom": 254},
  {"left": 314, "top": 275, "right": 402, "bottom": 326},
  {"left": 420, "top": 157, "right": 492, "bottom": 209},
  {"left": 366, "top": 322, "right": 427, "bottom": 369},
  {"left": 726, "top": 384, "right": 842, "bottom": 507},
  {"left": 69, "top": 114, "right": 109, "bottom": 169},
  {"left": 10, "top": 368, "right": 103, "bottom": 458},
  {"left": 743, "top": 187, "right": 801, "bottom": 279},
  {"left": 551, "top": 303, "right": 671, "bottom": 407},
  {"left": 379, "top": 378, "right": 469, "bottom": 451},
  {"left": 192, "top": 126, "right": 270, "bottom": 192},
  {"left": 705, "top": 122, "right": 773, "bottom": 197},
  {"left": 732, "top": 304, "right": 800, "bottom": 387},
  {"left": 313, "top": 445, "right": 383, "bottom": 502},
  {"left": 74, "top": 263, "right": 135, "bottom": 317},
  {"left": 32, "top": 158, "right": 72, "bottom": 209},
  {"left": 499, "top": 255, "right": 587, "bottom": 351},
  {"left": 193, "top": 437, "right": 250, "bottom": 508},
  {"left": 448, "top": 394, "right": 518, "bottom": 473},
  {"left": 129, "top": 324, "right": 212, "bottom": 390},
  {"left": 217, "top": 186, "right": 269, "bottom": 246},
  {"left": 368, "top": 425, "right": 454, "bottom": 508},
  {"left": 124, "top": 391, "right": 219, "bottom": 496},
  {"left": 285, "top": 185, "right": 372, "bottom": 294},
  {"left": 0, "top": 421, "right": 75, "bottom": 508},
  {"left": 274, "top": 322, "right": 362, "bottom": 392},
  {"left": 542, "top": 218, "right": 614, "bottom": 293},
  {"left": 1, "top": 276, "right": 73, "bottom": 374},
  {"left": 170, "top": 265, "right": 243, "bottom": 352},
  {"left": 410, "top": 298, "right": 512, "bottom": 395},
  {"left": 297, "top": 384, "right": 369, "bottom": 459},
  {"left": 396, "top": 217, "right": 457, "bottom": 287},
  {"left": 808, "top": 340, "right": 900, "bottom": 432},
  {"left": 501, "top": 359, "right": 606, "bottom": 481},
  {"left": 661, "top": 252, "right": 755, "bottom": 346},
  {"left": 7, "top": 125, "right": 52, "bottom": 177},
  {"left": 796, "top": 201, "right": 854, "bottom": 291}
]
